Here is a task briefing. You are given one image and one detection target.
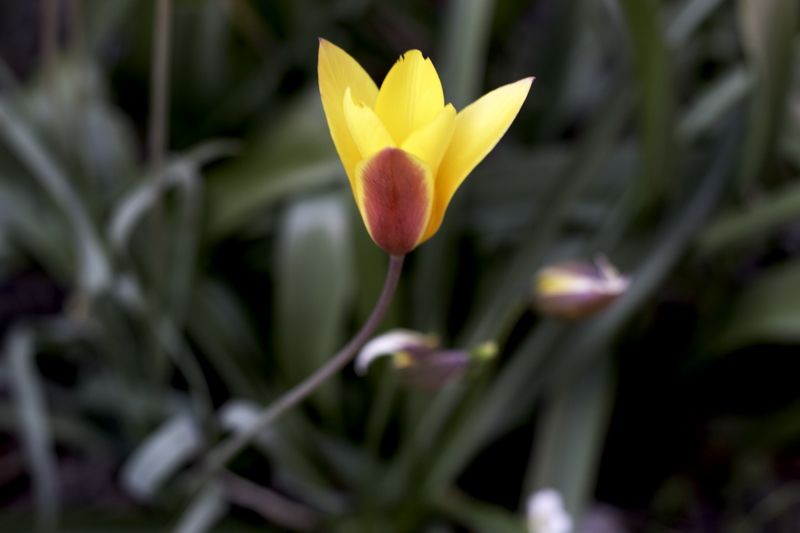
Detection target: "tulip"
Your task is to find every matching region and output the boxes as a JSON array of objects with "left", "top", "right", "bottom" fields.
[{"left": 318, "top": 39, "right": 533, "bottom": 255}]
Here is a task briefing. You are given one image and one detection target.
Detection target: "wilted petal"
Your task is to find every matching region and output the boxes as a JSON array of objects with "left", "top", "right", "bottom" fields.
[
  {"left": 428, "top": 77, "right": 533, "bottom": 240},
  {"left": 354, "top": 148, "right": 434, "bottom": 256},
  {"left": 375, "top": 50, "right": 445, "bottom": 145}
]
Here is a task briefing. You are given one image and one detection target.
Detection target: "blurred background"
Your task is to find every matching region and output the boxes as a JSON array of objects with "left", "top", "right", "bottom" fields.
[{"left": 0, "top": 0, "right": 799, "bottom": 531}]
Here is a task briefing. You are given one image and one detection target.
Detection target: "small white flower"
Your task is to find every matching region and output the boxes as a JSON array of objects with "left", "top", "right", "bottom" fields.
[{"left": 527, "top": 488, "right": 573, "bottom": 533}]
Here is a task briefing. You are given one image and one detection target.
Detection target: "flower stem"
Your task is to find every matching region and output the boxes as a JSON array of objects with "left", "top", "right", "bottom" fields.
[
  {"left": 146, "top": 0, "right": 171, "bottom": 300},
  {"left": 206, "top": 254, "right": 405, "bottom": 470},
  {"left": 147, "top": 0, "right": 172, "bottom": 179}
]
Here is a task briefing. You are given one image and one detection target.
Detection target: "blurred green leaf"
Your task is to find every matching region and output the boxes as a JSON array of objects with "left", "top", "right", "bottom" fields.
[
  {"left": 736, "top": 0, "right": 799, "bottom": 189},
  {"left": 524, "top": 356, "right": 613, "bottom": 521},
  {"left": 109, "top": 139, "right": 239, "bottom": 252},
  {"left": 697, "top": 180, "right": 800, "bottom": 253},
  {"left": 0, "top": 402, "right": 112, "bottom": 451},
  {"left": 677, "top": 66, "right": 752, "bottom": 143},
  {"left": 0, "top": 100, "right": 110, "bottom": 294},
  {"left": 618, "top": 0, "right": 676, "bottom": 210},
  {"left": 666, "top": 0, "right": 726, "bottom": 47},
  {"left": 0, "top": 178, "right": 74, "bottom": 276},
  {"left": 713, "top": 259, "right": 800, "bottom": 352},
  {"left": 172, "top": 485, "right": 229, "bottom": 533},
  {"left": 439, "top": 494, "right": 526, "bottom": 533},
  {"left": 274, "top": 192, "right": 354, "bottom": 420},
  {"left": 268, "top": 414, "right": 349, "bottom": 515},
  {"left": 188, "top": 277, "right": 266, "bottom": 402},
  {"left": 216, "top": 401, "right": 347, "bottom": 514},
  {"left": 421, "top": 320, "right": 567, "bottom": 499},
  {"left": 120, "top": 413, "right": 203, "bottom": 502},
  {"left": 5, "top": 325, "right": 59, "bottom": 531},
  {"left": 205, "top": 94, "right": 343, "bottom": 238},
  {"left": 439, "top": 0, "right": 497, "bottom": 108},
  {"left": 21, "top": 61, "right": 140, "bottom": 211},
  {"left": 84, "top": 0, "right": 140, "bottom": 56}
]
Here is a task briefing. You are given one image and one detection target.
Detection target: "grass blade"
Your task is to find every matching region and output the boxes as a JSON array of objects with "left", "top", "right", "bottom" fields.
[
  {"left": 0, "top": 100, "right": 110, "bottom": 294},
  {"left": 6, "top": 324, "right": 59, "bottom": 532}
]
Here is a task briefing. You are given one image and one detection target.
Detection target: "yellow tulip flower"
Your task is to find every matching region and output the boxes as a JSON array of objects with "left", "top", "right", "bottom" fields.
[{"left": 318, "top": 39, "right": 533, "bottom": 256}]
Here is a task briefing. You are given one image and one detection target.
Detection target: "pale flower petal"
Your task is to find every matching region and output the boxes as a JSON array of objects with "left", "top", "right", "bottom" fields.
[
  {"left": 355, "top": 329, "right": 435, "bottom": 375},
  {"left": 527, "top": 489, "right": 573, "bottom": 533}
]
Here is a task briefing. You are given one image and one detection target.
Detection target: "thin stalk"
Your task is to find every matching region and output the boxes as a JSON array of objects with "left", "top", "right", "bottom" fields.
[
  {"left": 146, "top": 0, "right": 172, "bottom": 386},
  {"left": 41, "top": 0, "right": 59, "bottom": 67},
  {"left": 206, "top": 254, "right": 405, "bottom": 470},
  {"left": 148, "top": 0, "right": 172, "bottom": 178},
  {"left": 365, "top": 366, "right": 398, "bottom": 455},
  {"left": 6, "top": 325, "right": 59, "bottom": 532},
  {"left": 216, "top": 471, "right": 320, "bottom": 531},
  {"left": 68, "top": 0, "right": 85, "bottom": 56},
  {"left": 147, "top": 0, "right": 172, "bottom": 295}
]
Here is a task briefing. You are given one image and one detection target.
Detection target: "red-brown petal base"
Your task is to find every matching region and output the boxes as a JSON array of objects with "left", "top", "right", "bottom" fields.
[{"left": 356, "top": 147, "right": 432, "bottom": 256}]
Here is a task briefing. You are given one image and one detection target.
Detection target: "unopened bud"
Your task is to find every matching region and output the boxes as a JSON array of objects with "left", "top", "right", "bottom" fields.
[
  {"left": 356, "top": 329, "right": 495, "bottom": 391},
  {"left": 393, "top": 346, "right": 472, "bottom": 391},
  {"left": 533, "top": 255, "right": 630, "bottom": 320}
]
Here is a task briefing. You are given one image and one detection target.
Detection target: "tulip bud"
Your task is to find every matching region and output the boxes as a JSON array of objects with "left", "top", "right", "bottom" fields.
[
  {"left": 392, "top": 346, "right": 471, "bottom": 391},
  {"left": 533, "top": 255, "right": 630, "bottom": 320},
  {"left": 356, "top": 329, "right": 496, "bottom": 391}
]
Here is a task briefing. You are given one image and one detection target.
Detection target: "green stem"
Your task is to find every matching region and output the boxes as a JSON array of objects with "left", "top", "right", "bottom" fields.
[
  {"left": 146, "top": 0, "right": 172, "bottom": 295},
  {"left": 206, "top": 254, "right": 405, "bottom": 470},
  {"left": 146, "top": 0, "right": 172, "bottom": 385},
  {"left": 148, "top": 0, "right": 172, "bottom": 178},
  {"left": 41, "top": 0, "right": 59, "bottom": 67}
]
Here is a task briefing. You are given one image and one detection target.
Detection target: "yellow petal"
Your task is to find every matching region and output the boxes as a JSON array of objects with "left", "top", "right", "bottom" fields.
[
  {"left": 344, "top": 87, "right": 396, "bottom": 159},
  {"left": 374, "top": 50, "right": 444, "bottom": 145},
  {"left": 400, "top": 104, "right": 456, "bottom": 173},
  {"left": 423, "top": 77, "right": 533, "bottom": 240},
  {"left": 318, "top": 39, "right": 379, "bottom": 185}
]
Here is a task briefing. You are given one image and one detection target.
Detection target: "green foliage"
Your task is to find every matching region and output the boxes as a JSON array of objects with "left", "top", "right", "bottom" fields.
[{"left": 0, "top": 0, "right": 798, "bottom": 532}]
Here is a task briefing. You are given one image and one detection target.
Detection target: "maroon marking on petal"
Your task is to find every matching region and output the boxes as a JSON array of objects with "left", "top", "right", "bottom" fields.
[{"left": 361, "top": 148, "right": 430, "bottom": 255}]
